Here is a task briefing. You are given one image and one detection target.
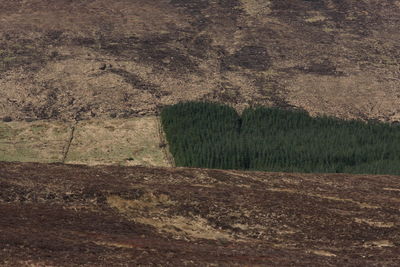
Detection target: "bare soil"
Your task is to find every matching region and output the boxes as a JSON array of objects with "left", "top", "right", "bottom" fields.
[
  {"left": 0, "top": 162, "right": 399, "bottom": 266},
  {"left": 0, "top": 0, "right": 399, "bottom": 122}
]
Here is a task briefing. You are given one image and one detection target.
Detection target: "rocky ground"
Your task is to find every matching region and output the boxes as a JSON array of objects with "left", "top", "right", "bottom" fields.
[
  {"left": 0, "top": 162, "right": 399, "bottom": 266},
  {"left": 0, "top": 0, "right": 399, "bottom": 122}
]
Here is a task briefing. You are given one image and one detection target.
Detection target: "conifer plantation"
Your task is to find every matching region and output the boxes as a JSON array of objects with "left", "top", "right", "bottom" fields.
[
  {"left": 161, "top": 102, "right": 400, "bottom": 175},
  {"left": 161, "top": 102, "right": 241, "bottom": 169}
]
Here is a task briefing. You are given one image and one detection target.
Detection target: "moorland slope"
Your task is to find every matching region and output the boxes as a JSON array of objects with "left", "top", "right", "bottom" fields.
[
  {"left": 0, "top": 0, "right": 399, "bottom": 121},
  {"left": 0, "top": 162, "right": 399, "bottom": 266},
  {"left": 1, "top": 2, "right": 400, "bottom": 265}
]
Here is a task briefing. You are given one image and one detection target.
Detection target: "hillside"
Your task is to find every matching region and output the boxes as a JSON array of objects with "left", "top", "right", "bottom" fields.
[
  {"left": 1, "top": 1, "right": 400, "bottom": 265},
  {"left": 1, "top": 162, "right": 399, "bottom": 266},
  {"left": 1, "top": 0, "right": 400, "bottom": 122}
]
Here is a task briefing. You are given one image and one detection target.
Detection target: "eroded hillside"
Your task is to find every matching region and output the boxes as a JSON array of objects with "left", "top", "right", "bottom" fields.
[
  {"left": 0, "top": 162, "right": 399, "bottom": 265},
  {"left": 1, "top": 0, "right": 399, "bottom": 121}
]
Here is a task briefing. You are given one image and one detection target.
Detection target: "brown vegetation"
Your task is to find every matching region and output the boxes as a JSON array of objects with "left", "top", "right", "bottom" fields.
[
  {"left": 0, "top": 162, "right": 399, "bottom": 265},
  {"left": 0, "top": 0, "right": 399, "bottom": 121}
]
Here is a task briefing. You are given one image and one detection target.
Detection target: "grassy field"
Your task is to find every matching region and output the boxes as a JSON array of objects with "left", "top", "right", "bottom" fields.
[
  {"left": 0, "top": 120, "right": 71, "bottom": 163},
  {"left": 65, "top": 117, "right": 168, "bottom": 166},
  {"left": 0, "top": 117, "right": 168, "bottom": 167}
]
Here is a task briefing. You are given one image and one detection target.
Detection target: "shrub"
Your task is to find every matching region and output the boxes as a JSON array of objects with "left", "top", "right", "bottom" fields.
[{"left": 2, "top": 116, "right": 12, "bottom": 122}]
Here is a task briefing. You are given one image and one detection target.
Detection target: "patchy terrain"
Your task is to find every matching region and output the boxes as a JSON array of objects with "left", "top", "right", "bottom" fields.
[
  {"left": 1, "top": 1, "right": 400, "bottom": 265},
  {"left": 0, "top": 0, "right": 399, "bottom": 122},
  {"left": 0, "top": 162, "right": 399, "bottom": 265}
]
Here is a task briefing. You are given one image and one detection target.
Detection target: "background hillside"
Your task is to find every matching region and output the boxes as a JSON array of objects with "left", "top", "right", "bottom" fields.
[{"left": 1, "top": 0, "right": 400, "bottom": 121}]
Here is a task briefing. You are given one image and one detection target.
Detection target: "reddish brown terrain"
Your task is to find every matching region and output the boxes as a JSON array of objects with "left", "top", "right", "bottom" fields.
[
  {"left": 0, "top": 162, "right": 399, "bottom": 266},
  {"left": 0, "top": 0, "right": 399, "bottom": 121}
]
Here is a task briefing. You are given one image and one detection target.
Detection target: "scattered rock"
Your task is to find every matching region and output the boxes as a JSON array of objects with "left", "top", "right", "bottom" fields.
[{"left": 99, "top": 63, "right": 107, "bottom": 70}]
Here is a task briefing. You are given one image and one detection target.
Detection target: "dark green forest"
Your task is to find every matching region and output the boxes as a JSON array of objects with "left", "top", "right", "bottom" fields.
[{"left": 161, "top": 102, "right": 400, "bottom": 175}]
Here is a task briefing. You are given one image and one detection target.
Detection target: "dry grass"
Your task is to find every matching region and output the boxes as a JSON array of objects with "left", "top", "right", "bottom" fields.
[
  {"left": 354, "top": 218, "right": 396, "bottom": 228},
  {"left": 65, "top": 117, "right": 168, "bottom": 166},
  {"left": 1, "top": 0, "right": 399, "bottom": 122},
  {"left": 0, "top": 117, "right": 168, "bottom": 167},
  {"left": 266, "top": 188, "right": 380, "bottom": 209},
  {"left": 0, "top": 120, "right": 71, "bottom": 163},
  {"left": 285, "top": 73, "right": 400, "bottom": 121},
  {"left": 107, "top": 193, "right": 235, "bottom": 241},
  {"left": 305, "top": 12, "right": 327, "bottom": 23},
  {"left": 240, "top": 0, "right": 272, "bottom": 17}
]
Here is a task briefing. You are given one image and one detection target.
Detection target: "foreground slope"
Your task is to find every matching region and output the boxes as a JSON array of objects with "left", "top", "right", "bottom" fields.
[
  {"left": 0, "top": 162, "right": 399, "bottom": 266},
  {"left": 1, "top": 0, "right": 399, "bottom": 121}
]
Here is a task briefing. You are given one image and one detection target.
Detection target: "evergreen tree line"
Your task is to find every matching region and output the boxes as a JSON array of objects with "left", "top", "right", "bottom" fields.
[{"left": 161, "top": 101, "right": 400, "bottom": 175}]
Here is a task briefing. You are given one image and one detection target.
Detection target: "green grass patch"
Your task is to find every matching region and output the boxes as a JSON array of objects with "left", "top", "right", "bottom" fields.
[{"left": 161, "top": 102, "right": 400, "bottom": 175}]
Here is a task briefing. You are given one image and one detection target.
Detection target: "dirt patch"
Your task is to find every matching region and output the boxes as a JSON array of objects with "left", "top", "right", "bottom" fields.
[{"left": 107, "top": 193, "right": 234, "bottom": 241}]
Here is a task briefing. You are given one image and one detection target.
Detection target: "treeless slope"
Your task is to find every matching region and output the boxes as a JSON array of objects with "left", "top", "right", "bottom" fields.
[
  {"left": 0, "top": 162, "right": 399, "bottom": 266},
  {"left": 0, "top": 0, "right": 399, "bottom": 121},
  {"left": 0, "top": 117, "right": 168, "bottom": 166}
]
